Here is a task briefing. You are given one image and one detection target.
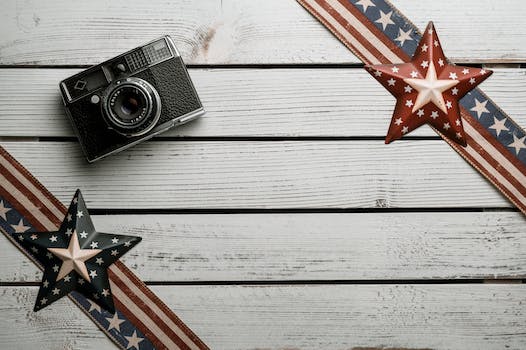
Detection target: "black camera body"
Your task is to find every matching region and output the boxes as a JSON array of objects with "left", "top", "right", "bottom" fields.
[{"left": 60, "top": 36, "right": 204, "bottom": 162}]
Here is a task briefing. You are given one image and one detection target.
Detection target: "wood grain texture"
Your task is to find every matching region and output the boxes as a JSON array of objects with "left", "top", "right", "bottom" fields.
[
  {"left": 1, "top": 68, "right": 525, "bottom": 138},
  {"left": 1, "top": 284, "right": 526, "bottom": 350},
  {"left": 1, "top": 212, "right": 525, "bottom": 282},
  {"left": 1, "top": 0, "right": 525, "bottom": 348},
  {"left": 1, "top": 0, "right": 526, "bottom": 65},
  {"left": 1, "top": 140, "right": 510, "bottom": 209},
  {"left": 0, "top": 286, "right": 115, "bottom": 349}
]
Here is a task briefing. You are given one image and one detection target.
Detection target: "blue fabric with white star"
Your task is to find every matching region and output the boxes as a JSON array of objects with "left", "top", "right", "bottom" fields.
[
  {"left": 0, "top": 196, "right": 155, "bottom": 350},
  {"left": 349, "top": 0, "right": 526, "bottom": 164}
]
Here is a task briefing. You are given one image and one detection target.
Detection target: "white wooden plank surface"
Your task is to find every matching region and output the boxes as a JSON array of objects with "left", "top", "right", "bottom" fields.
[
  {"left": 1, "top": 284, "right": 525, "bottom": 350},
  {"left": 1, "top": 68, "right": 524, "bottom": 138},
  {"left": 1, "top": 0, "right": 525, "bottom": 348},
  {"left": 2, "top": 212, "right": 525, "bottom": 282},
  {"left": 1, "top": 140, "right": 509, "bottom": 209},
  {"left": 1, "top": 0, "right": 526, "bottom": 65}
]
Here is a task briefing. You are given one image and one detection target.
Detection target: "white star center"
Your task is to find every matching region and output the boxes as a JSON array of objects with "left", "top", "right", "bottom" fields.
[
  {"left": 48, "top": 234, "right": 101, "bottom": 282},
  {"left": 403, "top": 62, "right": 458, "bottom": 113}
]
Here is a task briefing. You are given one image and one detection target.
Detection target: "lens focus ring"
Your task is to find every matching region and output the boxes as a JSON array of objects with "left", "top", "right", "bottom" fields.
[{"left": 101, "top": 77, "right": 161, "bottom": 137}]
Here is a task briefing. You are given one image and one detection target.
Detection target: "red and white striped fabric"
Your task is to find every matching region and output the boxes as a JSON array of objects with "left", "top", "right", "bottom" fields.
[
  {"left": 0, "top": 146, "right": 209, "bottom": 350},
  {"left": 298, "top": 0, "right": 526, "bottom": 215}
]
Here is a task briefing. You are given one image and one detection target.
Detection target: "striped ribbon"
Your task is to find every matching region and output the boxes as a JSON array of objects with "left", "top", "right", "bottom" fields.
[
  {"left": 297, "top": 0, "right": 526, "bottom": 214},
  {"left": 0, "top": 146, "right": 209, "bottom": 350}
]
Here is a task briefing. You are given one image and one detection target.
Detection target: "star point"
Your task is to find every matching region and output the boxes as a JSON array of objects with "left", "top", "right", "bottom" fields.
[
  {"left": 470, "top": 99, "right": 490, "bottom": 118},
  {"left": 11, "top": 219, "right": 30, "bottom": 233},
  {"left": 395, "top": 28, "right": 413, "bottom": 47},
  {"left": 87, "top": 299, "right": 102, "bottom": 313},
  {"left": 375, "top": 10, "right": 394, "bottom": 31},
  {"left": 125, "top": 330, "right": 144, "bottom": 350},
  {"left": 355, "top": 0, "right": 375, "bottom": 12},
  {"left": 0, "top": 200, "right": 11, "bottom": 220},
  {"left": 106, "top": 312, "right": 125, "bottom": 332},
  {"left": 489, "top": 117, "right": 509, "bottom": 137},
  {"left": 508, "top": 134, "right": 526, "bottom": 155}
]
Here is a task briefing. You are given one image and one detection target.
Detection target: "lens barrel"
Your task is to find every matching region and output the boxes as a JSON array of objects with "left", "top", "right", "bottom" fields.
[{"left": 101, "top": 77, "right": 161, "bottom": 137}]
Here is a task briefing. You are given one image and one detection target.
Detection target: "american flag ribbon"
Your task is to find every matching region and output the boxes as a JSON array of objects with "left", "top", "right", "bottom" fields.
[
  {"left": 297, "top": 0, "right": 526, "bottom": 214},
  {"left": 0, "top": 146, "right": 209, "bottom": 350}
]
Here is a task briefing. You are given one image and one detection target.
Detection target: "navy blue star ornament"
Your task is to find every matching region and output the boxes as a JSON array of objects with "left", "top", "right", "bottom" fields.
[{"left": 18, "top": 189, "right": 141, "bottom": 312}]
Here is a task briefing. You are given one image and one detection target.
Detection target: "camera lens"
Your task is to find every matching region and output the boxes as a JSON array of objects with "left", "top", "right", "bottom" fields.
[
  {"left": 120, "top": 93, "right": 140, "bottom": 116},
  {"left": 111, "top": 87, "right": 147, "bottom": 123},
  {"left": 102, "top": 77, "right": 161, "bottom": 137}
]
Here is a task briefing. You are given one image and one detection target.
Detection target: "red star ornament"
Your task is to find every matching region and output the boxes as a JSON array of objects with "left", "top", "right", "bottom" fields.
[{"left": 365, "top": 21, "right": 492, "bottom": 146}]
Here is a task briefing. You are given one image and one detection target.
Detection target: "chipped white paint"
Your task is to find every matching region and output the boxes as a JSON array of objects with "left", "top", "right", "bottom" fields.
[
  {"left": 1, "top": 0, "right": 526, "bottom": 64},
  {"left": 0, "top": 141, "right": 510, "bottom": 209},
  {"left": 1, "top": 285, "right": 525, "bottom": 350}
]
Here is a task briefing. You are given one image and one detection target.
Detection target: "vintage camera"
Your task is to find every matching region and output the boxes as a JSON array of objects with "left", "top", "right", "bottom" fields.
[{"left": 60, "top": 36, "right": 204, "bottom": 162}]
